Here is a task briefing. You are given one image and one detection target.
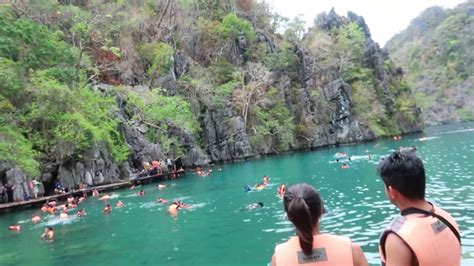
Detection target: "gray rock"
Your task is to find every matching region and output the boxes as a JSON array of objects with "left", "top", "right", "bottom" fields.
[{"left": 6, "top": 167, "right": 29, "bottom": 201}]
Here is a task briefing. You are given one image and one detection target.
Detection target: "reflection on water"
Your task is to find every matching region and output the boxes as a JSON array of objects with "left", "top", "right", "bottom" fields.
[{"left": 0, "top": 123, "right": 473, "bottom": 265}]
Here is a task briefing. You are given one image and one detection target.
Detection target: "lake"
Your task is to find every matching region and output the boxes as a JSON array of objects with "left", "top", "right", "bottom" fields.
[{"left": 1, "top": 122, "right": 473, "bottom": 265}]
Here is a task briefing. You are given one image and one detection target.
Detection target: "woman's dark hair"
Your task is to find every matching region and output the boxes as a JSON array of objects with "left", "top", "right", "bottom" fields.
[
  {"left": 377, "top": 151, "right": 425, "bottom": 200},
  {"left": 283, "top": 183, "right": 323, "bottom": 256}
]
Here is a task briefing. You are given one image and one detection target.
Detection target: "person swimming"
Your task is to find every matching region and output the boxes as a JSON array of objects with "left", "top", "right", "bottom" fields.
[
  {"left": 157, "top": 197, "right": 168, "bottom": 203},
  {"left": 168, "top": 202, "right": 180, "bottom": 216},
  {"left": 263, "top": 175, "right": 270, "bottom": 185},
  {"left": 47, "top": 205, "right": 56, "bottom": 215},
  {"left": 32, "top": 214, "right": 41, "bottom": 223},
  {"left": 59, "top": 210, "right": 69, "bottom": 219},
  {"left": 341, "top": 163, "right": 350, "bottom": 169},
  {"left": 41, "top": 226, "right": 54, "bottom": 240},
  {"left": 278, "top": 185, "right": 286, "bottom": 198},
  {"left": 9, "top": 224, "right": 21, "bottom": 231},
  {"left": 158, "top": 184, "right": 166, "bottom": 189},
  {"left": 255, "top": 183, "right": 266, "bottom": 190},
  {"left": 137, "top": 190, "right": 145, "bottom": 196},
  {"left": 244, "top": 185, "right": 252, "bottom": 192},
  {"left": 40, "top": 204, "right": 48, "bottom": 213},
  {"left": 99, "top": 194, "right": 111, "bottom": 201},
  {"left": 167, "top": 201, "right": 188, "bottom": 216},
  {"left": 67, "top": 196, "right": 74, "bottom": 204},
  {"left": 241, "top": 202, "right": 264, "bottom": 211},
  {"left": 92, "top": 189, "right": 99, "bottom": 197},
  {"left": 103, "top": 204, "right": 111, "bottom": 215},
  {"left": 116, "top": 200, "right": 125, "bottom": 208},
  {"left": 76, "top": 209, "right": 86, "bottom": 217}
]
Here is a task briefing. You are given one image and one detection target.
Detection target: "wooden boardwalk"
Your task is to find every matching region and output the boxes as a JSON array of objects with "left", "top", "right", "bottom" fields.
[{"left": 0, "top": 171, "right": 186, "bottom": 214}]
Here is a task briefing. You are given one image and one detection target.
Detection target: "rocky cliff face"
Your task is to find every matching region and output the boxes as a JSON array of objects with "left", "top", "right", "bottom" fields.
[
  {"left": 0, "top": 2, "right": 423, "bottom": 202},
  {"left": 386, "top": 2, "right": 474, "bottom": 125}
]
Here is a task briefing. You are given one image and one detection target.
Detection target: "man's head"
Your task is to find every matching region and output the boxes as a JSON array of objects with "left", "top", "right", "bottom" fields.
[{"left": 377, "top": 151, "right": 426, "bottom": 201}]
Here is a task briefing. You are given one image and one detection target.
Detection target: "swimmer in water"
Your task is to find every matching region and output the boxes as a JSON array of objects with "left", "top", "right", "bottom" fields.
[
  {"left": 76, "top": 208, "right": 86, "bottom": 217},
  {"left": 167, "top": 201, "right": 188, "bottom": 216},
  {"left": 47, "top": 206, "right": 56, "bottom": 215},
  {"left": 67, "top": 196, "right": 74, "bottom": 204},
  {"left": 59, "top": 210, "right": 69, "bottom": 219},
  {"left": 32, "top": 214, "right": 41, "bottom": 223},
  {"left": 255, "top": 183, "right": 266, "bottom": 190},
  {"left": 157, "top": 184, "right": 166, "bottom": 189},
  {"left": 40, "top": 204, "right": 48, "bottom": 213},
  {"left": 263, "top": 175, "right": 270, "bottom": 185},
  {"left": 92, "top": 189, "right": 99, "bottom": 197},
  {"left": 137, "top": 189, "right": 145, "bottom": 196},
  {"left": 244, "top": 185, "right": 252, "bottom": 192},
  {"left": 241, "top": 202, "right": 264, "bottom": 211},
  {"left": 168, "top": 202, "right": 180, "bottom": 216},
  {"left": 157, "top": 197, "right": 168, "bottom": 203},
  {"left": 278, "top": 184, "right": 286, "bottom": 198},
  {"left": 41, "top": 226, "right": 54, "bottom": 240},
  {"left": 9, "top": 224, "right": 21, "bottom": 231},
  {"left": 341, "top": 163, "right": 350, "bottom": 169},
  {"left": 116, "top": 200, "right": 125, "bottom": 208},
  {"left": 103, "top": 204, "right": 111, "bottom": 215},
  {"left": 99, "top": 194, "right": 111, "bottom": 201}
]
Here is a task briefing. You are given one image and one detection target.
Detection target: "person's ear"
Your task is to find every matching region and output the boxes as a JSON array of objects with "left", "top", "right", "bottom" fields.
[{"left": 387, "top": 185, "right": 398, "bottom": 200}]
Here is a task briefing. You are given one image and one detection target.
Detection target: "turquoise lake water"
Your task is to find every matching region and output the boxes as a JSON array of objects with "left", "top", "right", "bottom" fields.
[{"left": 1, "top": 122, "right": 473, "bottom": 265}]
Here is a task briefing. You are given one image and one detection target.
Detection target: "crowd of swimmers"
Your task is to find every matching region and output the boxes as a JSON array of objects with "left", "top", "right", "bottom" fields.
[
  {"left": 7, "top": 147, "right": 463, "bottom": 265},
  {"left": 7, "top": 179, "right": 192, "bottom": 240}
]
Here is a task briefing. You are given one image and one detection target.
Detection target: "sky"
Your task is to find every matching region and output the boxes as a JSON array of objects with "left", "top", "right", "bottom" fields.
[{"left": 265, "top": 0, "right": 467, "bottom": 46}]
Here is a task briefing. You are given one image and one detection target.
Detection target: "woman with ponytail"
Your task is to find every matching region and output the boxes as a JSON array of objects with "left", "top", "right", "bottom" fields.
[{"left": 271, "top": 183, "right": 367, "bottom": 266}]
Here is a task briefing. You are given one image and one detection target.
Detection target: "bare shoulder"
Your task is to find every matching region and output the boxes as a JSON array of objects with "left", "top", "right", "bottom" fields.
[
  {"left": 351, "top": 243, "right": 368, "bottom": 266},
  {"left": 270, "top": 253, "right": 276, "bottom": 266},
  {"left": 385, "top": 232, "right": 413, "bottom": 266}
]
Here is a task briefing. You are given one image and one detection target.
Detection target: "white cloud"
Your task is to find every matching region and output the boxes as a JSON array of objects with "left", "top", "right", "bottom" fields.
[{"left": 264, "top": 0, "right": 467, "bottom": 46}]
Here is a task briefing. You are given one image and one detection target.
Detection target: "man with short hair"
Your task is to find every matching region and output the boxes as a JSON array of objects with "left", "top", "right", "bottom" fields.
[{"left": 377, "top": 151, "right": 461, "bottom": 265}]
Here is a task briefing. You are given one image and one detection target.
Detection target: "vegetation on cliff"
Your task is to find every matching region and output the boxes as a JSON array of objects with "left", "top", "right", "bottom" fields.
[
  {"left": 0, "top": 0, "right": 422, "bottom": 187},
  {"left": 386, "top": 1, "right": 474, "bottom": 124}
]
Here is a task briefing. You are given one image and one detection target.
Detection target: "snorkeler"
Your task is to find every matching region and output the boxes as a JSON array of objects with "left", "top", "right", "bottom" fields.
[
  {"left": 103, "top": 204, "right": 111, "bottom": 215},
  {"left": 41, "top": 227, "right": 54, "bottom": 240}
]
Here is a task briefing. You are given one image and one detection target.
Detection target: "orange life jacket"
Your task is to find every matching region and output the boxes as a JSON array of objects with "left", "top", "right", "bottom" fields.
[
  {"left": 274, "top": 233, "right": 353, "bottom": 265},
  {"left": 379, "top": 204, "right": 461, "bottom": 266}
]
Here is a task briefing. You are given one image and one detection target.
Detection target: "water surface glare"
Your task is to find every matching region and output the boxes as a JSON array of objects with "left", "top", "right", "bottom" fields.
[{"left": 1, "top": 123, "right": 473, "bottom": 265}]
